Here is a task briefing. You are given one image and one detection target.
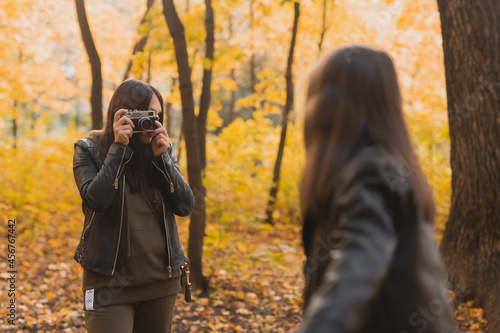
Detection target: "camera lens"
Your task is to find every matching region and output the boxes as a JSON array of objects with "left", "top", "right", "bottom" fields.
[{"left": 138, "top": 117, "right": 153, "bottom": 131}]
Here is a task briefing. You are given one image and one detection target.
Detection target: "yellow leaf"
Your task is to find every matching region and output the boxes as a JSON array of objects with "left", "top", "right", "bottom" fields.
[
  {"left": 236, "top": 308, "right": 250, "bottom": 315},
  {"left": 202, "top": 57, "right": 213, "bottom": 70}
]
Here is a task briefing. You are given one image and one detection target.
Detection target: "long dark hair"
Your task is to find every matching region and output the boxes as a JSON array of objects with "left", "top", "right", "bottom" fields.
[
  {"left": 300, "top": 45, "right": 434, "bottom": 224},
  {"left": 89, "top": 79, "right": 164, "bottom": 192}
]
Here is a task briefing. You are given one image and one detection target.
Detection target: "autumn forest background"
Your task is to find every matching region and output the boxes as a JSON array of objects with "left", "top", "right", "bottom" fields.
[{"left": 0, "top": 0, "right": 498, "bottom": 332}]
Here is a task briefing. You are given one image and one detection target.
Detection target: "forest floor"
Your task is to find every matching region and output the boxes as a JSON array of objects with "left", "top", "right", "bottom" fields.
[{"left": 0, "top": 214, "right": 489, "bottom": 332}]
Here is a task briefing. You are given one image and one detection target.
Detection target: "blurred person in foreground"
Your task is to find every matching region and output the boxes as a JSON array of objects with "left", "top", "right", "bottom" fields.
[
  {"left": 299, "top": 45, "right": 457, "bottom": 333},
  {"left": 72, "top": 79, "right": 194, "bottom": 332}
]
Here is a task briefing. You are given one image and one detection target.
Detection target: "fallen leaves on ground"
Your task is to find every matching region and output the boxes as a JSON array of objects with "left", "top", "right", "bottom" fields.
[{"left": 0, "top": 212, "right": 489, "bottom": 332}]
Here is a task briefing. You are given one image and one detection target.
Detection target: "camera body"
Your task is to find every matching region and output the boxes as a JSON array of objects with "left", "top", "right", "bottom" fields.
[{"left": 122, "top": 109, "right": 159, "bottom": 133}]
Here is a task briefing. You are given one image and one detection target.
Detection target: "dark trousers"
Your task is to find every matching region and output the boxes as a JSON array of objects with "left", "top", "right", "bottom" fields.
[{"left": 84, "top": 294, "right": 177, "bottom": 333}]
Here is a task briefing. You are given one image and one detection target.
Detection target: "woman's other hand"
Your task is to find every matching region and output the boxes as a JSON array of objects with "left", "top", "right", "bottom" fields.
[{"left": 151, "top": 120, "right": 170, "bottom": 157}]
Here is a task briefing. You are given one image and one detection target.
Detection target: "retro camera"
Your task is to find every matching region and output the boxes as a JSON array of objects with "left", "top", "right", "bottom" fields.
[{"left": 122, "top": 109, "right": 159, "bottom": 133}]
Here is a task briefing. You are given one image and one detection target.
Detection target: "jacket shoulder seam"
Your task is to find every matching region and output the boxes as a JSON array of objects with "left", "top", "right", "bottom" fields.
[{"left": 75, "top": 137, "right": 98, "bottom": 150}]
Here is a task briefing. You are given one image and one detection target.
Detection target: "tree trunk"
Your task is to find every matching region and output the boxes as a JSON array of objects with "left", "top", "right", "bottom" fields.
[
  {"left": 229, "top": 68, "right": 236, "bottom": 123},
  {"left": 437, "top": 0, "right": 500, "bottom": 330},
  {"left": 75, "top": 103, "right": 83, "bottom": 128},
  {"left": 12, "top": 118, "right": 17, "bottom": 149},
  {"left": 75, "top": 0, "right": 102, "bottom": 130},
  {"left": 249, "top": 0, "right": 257, "bottom": 101},
  {"left": 177, "top": 128, "right": 183, "bottom": 165},
  {"left": 145, "top": 46, "right": 152, "bottom": 83},
  {"left": 197, "top": 0, "right": 214, "bottom": 171},
  {"left": 265, "top": 2, "right": 300, "bottom": 225},
  {"left": 123, "top": 0, "right": 155, "bottom": 82},
  {"left": 165, "top": 77, "right": 177, "bottom": 135},
  {"left": 162, "top": 0, "right": 207, "bottom": 292},
  {"left": 318, "top": 0, "right": 327, "bottom": 54},
  {"left": 60, "top": 112, "right": 68, "bottom": 128},
  {"left": 228, "top": 14, "right": 237, "bottom": 124}
]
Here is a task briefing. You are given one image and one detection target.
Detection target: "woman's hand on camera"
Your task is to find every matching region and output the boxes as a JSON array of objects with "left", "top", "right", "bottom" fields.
[
  {"left": 151, "top": 121, "right": 170, "bottom": 157},
  {"left": 113, "top": 109, "right": 135, "bottom": 145}
]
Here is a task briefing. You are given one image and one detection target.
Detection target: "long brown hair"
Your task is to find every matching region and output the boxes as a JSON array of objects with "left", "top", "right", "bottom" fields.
[
  {"left": 300, "top": 45, "right": 434, "bottom": 225},
  {"left": 89, "top": 79, "right": 164, "bottom": 192}
]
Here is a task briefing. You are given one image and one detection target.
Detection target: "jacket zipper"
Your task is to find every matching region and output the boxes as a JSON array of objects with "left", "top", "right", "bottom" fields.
[
  {"left": 110, "top": 149, "right": 133, "bottom": 275},
  {"left": 111, "top": 176, "right": 126, "bottom": 276},
  {"left": 81, "top": 211, "right": 96, "bottom": 254},
  {"left": 162, "top": 156, "right": 175, "bottom": 193},
  {"left": 153, "top": 156, "right": 174, "bottom": 193},
  {"left": 114, "top": 147, "right": 128, "bottom": 189},
  {"left": 159, "top": 197, "right": 173, "bottom": 276}
]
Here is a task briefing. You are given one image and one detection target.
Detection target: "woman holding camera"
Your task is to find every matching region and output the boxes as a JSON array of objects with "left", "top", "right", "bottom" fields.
[
  {"left": 73, "top": 79, "right": 195, "bottom": 333},
  {"left": 299, "top": 46, "right": 457, "bottom": 332}
]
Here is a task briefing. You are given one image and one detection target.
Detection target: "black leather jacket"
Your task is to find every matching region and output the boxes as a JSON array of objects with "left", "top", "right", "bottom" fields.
[
  {"left": 300, "top": 146, "right": 457, "bottom": 333},
  {"left": 72, "top": 138, "right": 195, "bottom": 277}
]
